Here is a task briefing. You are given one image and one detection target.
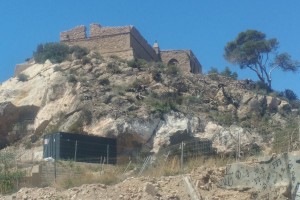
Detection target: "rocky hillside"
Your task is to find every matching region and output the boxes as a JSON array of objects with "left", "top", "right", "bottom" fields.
[{"left": 0, "top": 52, "right": 298, "bottom": 155}]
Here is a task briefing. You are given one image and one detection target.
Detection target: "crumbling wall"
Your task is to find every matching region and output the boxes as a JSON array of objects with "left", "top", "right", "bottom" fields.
[
  {"left": 219, "top": 151, "right": 300, "bottom": 199},
  {"left": 60, "top": 25, "right": 86, "bottom": 41}
]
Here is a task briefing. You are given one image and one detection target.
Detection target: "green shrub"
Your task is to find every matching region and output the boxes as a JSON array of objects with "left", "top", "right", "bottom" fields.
[
  {"left": 151, "top": 101, "right": 175, "bottom": 114},
  {"left": 220, "top": 67, "right": 238, "bottom": 80},
  {"left": 107, "top": 62, "right": 121, "bottom": 74},
  {"left": 0, "top": 150, "right": 24, "bottom": 194},
  {"left": 209, "top": 111, "right": 236, "bottom": 126},
  {"left": 290, "top": 100, "right": 300, "bottom": 109},
  {"left": 69, "top": 45, "right": 89, "bottom": 59},
  {"left": 148, "top": 92, "right": 181, "bottom": 115},
  {"left": 34, "top": 43, "right": 70, "bottom": 63},
  {"left": 207, "top": 67, "right": 219, "bottom": 81},
  {"left": 131, "top": 78, "right": 149, "bottom": 89},
  {"left": 17, "top": 73, "right": 28, "bottom": 82},
  {"left": 152, "top": 70, "right": 162, "bottom": 82},
  {"left": 99, "top": 78, "right": 110, "bottom": 86},
  {"left": 109, "top": 55, "right": 126, "bottom": 62},
  {"left": 53, "top": 65, "right": 62, "bottom": 72},
  {"left": 67, "top": 74, "right": 77, "bottom": 83},
  {"left": 255, "top": 81, "right": 269, "bottom": 92},
  {"left": 127, "top": 59, "right": 147, "bottom": 69},
  {"left": 154, "top": 62, "right": 166, "bottom": 69},
  {"left": 81, "top": 56, "right": 91, "bottom": 65},
  {"left": 165, "top": 64, "right": 181, "bottom": 76},
  {"left": 90, "top": 52, "right": 102, "bottom": 60},
  {"left": 279, "top": 89, "right": 298, "bottom": 101},
  {"left": 82, "top": 109, "right": 93, "bottom": 125}
]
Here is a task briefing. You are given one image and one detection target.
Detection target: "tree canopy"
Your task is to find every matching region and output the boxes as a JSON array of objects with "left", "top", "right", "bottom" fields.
[{"left": 224, "top": 30, "right": 299, "bottom": 91}]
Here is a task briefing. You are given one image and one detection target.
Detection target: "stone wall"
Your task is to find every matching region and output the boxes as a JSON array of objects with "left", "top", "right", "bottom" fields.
[
  {"left": 59, "top": 23, "right": 202, "bottom": 74},
  {"left": 61, "top": 24, "right": 157, "bottom": 61},
  {"left": 67, "top": 33, "right": 131, "bottom": 54},
  {"left": 90, "top": 24, "right": 131, "bottom": 38},
  {"left": 130, "top": 27, "right": 158, "bottom": 62},
  {"left": 188, "top": 51, "right": 202, "bottom": 74},
  {"left": 160, "top": 50, "right": 202, "bottom": 74},
  {"left": 60, "top": 25, "right": 86, "bottom": 41}
]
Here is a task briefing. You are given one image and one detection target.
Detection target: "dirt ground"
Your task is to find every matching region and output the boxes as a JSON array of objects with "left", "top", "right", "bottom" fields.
[{"left": 0, "top": 166, "right": 257, "bottom": 200}]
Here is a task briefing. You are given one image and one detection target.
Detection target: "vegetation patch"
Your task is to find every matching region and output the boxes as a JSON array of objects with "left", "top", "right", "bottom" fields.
[
  {"left": 17, "top": 73, "right": 29, "bottom": 82},
  {"left": 0, "top": 149, "right": 24, "bottom": 194},
  {"left": 127, "top": 59, "right": 148, "bottom": 70},
  {"left": 33, "top": 43, "right": 90, "bottom": 64}
]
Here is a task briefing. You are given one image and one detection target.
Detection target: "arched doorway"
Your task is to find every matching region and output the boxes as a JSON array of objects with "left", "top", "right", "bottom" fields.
[{"left": 168, "top": 58, "right": 179, "bottom": 66}]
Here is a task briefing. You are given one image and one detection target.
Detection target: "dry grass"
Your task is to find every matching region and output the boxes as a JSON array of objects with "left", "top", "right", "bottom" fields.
[
  {"left": 142, "top": 155, "right": 235, "bottom": 178},
  {"left": 52, "top": 154, "right": 236, "bottom": 189},
  {"left": 54, "top": 172, "right": 120, "bottom": 189},
  {"left": 52, "top": 161, "right": 127, "bottom": 189}
]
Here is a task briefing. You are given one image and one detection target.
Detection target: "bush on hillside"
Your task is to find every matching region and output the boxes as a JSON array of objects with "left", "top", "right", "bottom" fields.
[
  {"left": 34, "top": 43, "right": 69, "bottom": 63},
  {"left": 0, "top": 150, "right": 24, "bottom": 194},
  {"left": 69, "top": 45, "right": 89, "bottom": 59},
  {"left": 207, "top": 67, "right": 238, "bottom": 80},
  {"left": 127, "top": 59, "right": 147, "bottom": 70},
  {"left": 33, "top": 43, "right": 90, "bottom": 64},
  {"left": 207, "top": 67, "right": 219, "bottom": 80},
  {"left": 17, "top": 73, "right": 29, "bottom": 82},
  {"left": 279, "top": 89, "right": 298, "bottom": 101},
  {"left": 220, "top": 67, "right": 238, "bottom": 80}
]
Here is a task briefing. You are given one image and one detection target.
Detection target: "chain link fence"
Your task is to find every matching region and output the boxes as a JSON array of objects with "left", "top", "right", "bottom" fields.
[{"left": 1, "top": 124, "right": 299, "bottom": 194}]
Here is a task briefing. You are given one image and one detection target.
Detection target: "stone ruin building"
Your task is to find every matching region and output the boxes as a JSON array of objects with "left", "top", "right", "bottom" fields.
[
  {"left": 60, "top": 23, "right": 202, "bottom": 74},
  {"left": 14, "top": 23, "right": 202, "bottom": 77}
]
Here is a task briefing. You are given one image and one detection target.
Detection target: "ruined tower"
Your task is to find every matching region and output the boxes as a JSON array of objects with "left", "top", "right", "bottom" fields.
[{"left": 60, "top": 23, "right": 202, "bottom": 74}]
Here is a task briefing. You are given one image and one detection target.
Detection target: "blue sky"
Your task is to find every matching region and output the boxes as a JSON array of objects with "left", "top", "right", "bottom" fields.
[{"left": 1, "top": 0, "right": 299, "bottom": 97}]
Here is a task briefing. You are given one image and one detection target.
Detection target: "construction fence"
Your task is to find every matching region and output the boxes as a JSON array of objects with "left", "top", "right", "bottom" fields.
[{"left": 0, "top": 125, "right": 300, "bottom": 194}]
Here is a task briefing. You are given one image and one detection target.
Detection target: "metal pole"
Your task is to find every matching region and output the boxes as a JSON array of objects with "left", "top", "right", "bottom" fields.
[
  {"left": 238, "top": 130, "right": 240, "bottom": 162},
  {"left": 181, "top": 142, "right": 184, "bottom": 171},
  {"left": 74, "top": 140, "right": 78, "bottom": 162},
  {"left": 107, "top": 145, "right": 109, "bottom": 164},
  {"left": 16, "top": 157, "right": 19, "bottom": 190},
  {"left": 298, "top": 116, "right": 300, "bottom": 144},
  {"left": 54, "top": 138, "right": 56, "bottom": 182},
  {"left": 123, "top": 160, "right": 132, "bottom": 174}
]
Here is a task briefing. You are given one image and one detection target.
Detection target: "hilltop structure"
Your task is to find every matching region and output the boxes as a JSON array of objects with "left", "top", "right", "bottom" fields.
[{"left": 60, "top": 23, "right": 202, "bottom": 74}]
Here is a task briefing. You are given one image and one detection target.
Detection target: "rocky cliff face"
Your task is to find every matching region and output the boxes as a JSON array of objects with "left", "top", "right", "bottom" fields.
[{"left": 0, "top": 54, "right": 298, "bottom": 155}]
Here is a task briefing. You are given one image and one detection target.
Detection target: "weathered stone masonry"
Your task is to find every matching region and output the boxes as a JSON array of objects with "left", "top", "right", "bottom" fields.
[{"left": 60, "top": 23, "right": 202, "bottom": 74}]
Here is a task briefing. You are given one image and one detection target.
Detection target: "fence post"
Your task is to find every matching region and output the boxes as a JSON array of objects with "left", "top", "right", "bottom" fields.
[
  {"left": 74, "top": 140, "right": 78, "bottom": 162},
  {"left": 298, "top": 116, "right": 300, "bottom": 145},
  {"left": 15, "top": 157, "right": 19, "bottom": 191},
  {"left": 181, "top": 142, "right": 184, "bottom": 171},
  {"left": 54, "top": 138, "right": 56, "bottom": 182},
  {"left": 107, "top": 145, "right": 109, "bottom": 164},
  {"left": 237, "top": 130, "right": 241, "bottom": 162}
]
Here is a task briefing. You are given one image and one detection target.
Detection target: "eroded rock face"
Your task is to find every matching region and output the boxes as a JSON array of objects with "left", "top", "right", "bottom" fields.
[
  {"left": 0, "top": 102, "right": 39, "bottom": 148},
  {"left": 198, "top": 122, "right": 262, "bottom": 156},
  {"left": 152, "top": 112, "right": 203, "bottom": 153},
  {"left": 0, "top": 57, "right": 294, "bottom": 155}
]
